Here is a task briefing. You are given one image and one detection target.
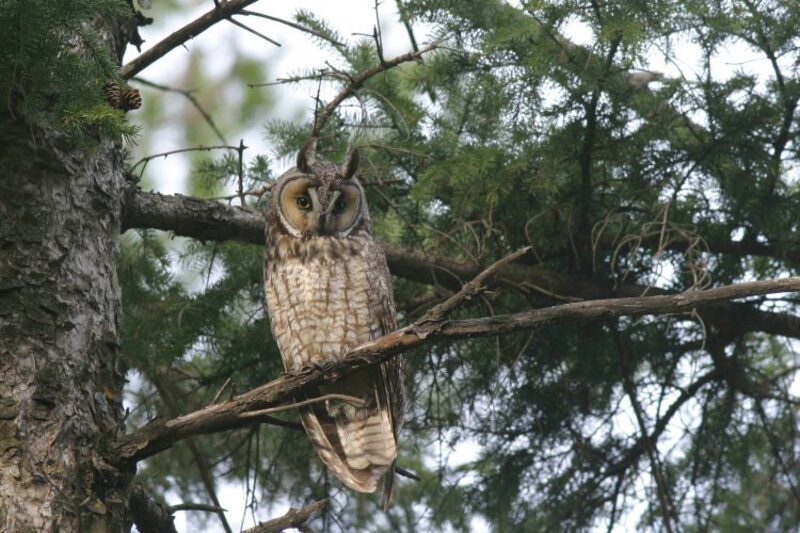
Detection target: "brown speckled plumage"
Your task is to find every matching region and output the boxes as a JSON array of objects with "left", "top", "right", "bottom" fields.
[{"left": 264, "top": 139, "right": 403, "bottom": 507}]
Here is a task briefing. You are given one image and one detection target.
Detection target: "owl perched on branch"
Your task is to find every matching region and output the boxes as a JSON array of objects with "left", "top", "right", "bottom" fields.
[{"left": 263, "top": 137, "right": 403, "bottom": 508}]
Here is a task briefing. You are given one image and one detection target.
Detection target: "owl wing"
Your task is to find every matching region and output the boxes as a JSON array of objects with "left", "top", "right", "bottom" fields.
[
  {"left": 296, "top": 242, "right": 403, "bottom": 505},
  {"left": 372, "top": 246, "right": 404, "bottom": 510}
]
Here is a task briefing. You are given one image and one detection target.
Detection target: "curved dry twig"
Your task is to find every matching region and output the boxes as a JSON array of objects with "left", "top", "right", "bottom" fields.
[
  {"left": 130, "top": 145, "right": 240, "bottom": 177},
  {"left": 310, "top": 43, "right": 439, "bottom": 137}
]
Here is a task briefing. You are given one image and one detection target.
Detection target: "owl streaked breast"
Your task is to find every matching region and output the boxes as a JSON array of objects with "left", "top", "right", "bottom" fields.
[{"left": 263, "top": 138, "right": 403, "bottom": 508}]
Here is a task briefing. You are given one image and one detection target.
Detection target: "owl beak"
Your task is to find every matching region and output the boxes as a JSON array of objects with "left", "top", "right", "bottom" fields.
[
  {"left": 303, "top": 214, "right": 322, "bottom": 237},
  {"left": 302, "top": 212, "right": 332, "bottom": 237},
  {"left": 318, "top": 191, "right": 341, "bottom": 236},
  {"left": 319, "top": 213, "right": 333, "bottom": 236},
  {"left": 302, "top": 188, "right": 328, "bottom": 237}
]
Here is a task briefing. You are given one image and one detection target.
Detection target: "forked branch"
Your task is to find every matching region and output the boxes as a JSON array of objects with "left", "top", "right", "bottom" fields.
[{"left": 119, "top": 0, "right": 262, "bottom": 79}]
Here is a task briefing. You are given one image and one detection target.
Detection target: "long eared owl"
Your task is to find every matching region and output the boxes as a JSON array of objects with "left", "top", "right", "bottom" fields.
[{"left": 263, "top": 138, "right": 403, "bottom": 508}]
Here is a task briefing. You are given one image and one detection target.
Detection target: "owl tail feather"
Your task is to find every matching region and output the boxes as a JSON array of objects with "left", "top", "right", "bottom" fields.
[
  {"left": 381, "top": 460, "right": 396, "bottom": 511},
  {"left": 300, "top": 402, "right": 396, "bottom": 496}
]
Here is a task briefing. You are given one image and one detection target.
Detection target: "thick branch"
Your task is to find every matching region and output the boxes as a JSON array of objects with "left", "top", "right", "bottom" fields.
[
  {"left": 121, "top": 187, "right": 800, "bottom": 340},
  {"left": 129, "top": 485, "right": 178, "bottom": 533},
  {"left": 118, "top": 0, "right": 261, "bottom": 79},
  {"left": 122, "top": 186, "right": 264, "bottom": 243},
  {"left": 110, "top": 275, "right": 800, "bottom": 463}
]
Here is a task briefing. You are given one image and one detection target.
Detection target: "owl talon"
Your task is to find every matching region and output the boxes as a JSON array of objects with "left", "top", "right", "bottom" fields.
[{"left": 300, "top": 361, "right": 329, "bottom": 374}]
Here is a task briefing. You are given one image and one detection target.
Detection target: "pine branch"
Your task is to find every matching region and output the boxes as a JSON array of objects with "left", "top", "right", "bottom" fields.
[
  {"left": 118, "top": 0, "right": 262, "bottom": 79},
  {"left": 109, "top": 267, "right": 800, "bottom": 464},
  {"left": 310, "top": 42, "right": 438, "bottom": 136},
  {"left": 121, "top": 187, "right": 800, "bottom": 341}
]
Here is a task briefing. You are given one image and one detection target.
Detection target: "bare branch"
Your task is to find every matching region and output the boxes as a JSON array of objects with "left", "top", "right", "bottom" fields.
[
  {"left": 417, "top": 246, "right": 531, "bottom": 328},
  {"left": 613, "top": 329, "right": 676, "bottom": 532},
  {"left": 119, "top": 0, "right": 262, "bottom": 80},
  {"left": 151, "top": 373, "right": 233, "bottom": 533},
  {"left": 225, "top": 16, "right": 281, "bottom": 47},
  {"left": 240, "top": 393, "right": 365, "bottom": 418},
  {"left": 239, "top": 11, "right": 345, "bottom": 46},
  {"left": 394, "top": 465, "right": 420, "bottom": 481},
  {"left": 243, "top": 499, "right": 326, "bottom": 533},
  {"left": 130, "top": 145, "right": 241, "bottom": 176},
  {"left": 207, "top": 182, "right": 273, "bottom": 202},
  {"left": 236, "top": 139, "right": 248, "bottom": 206},
  {"left": 109, "top": 267, "right": 800, "bottom": 464},
  {"left": 754, "top": 400, "right": 800, "bottom": 506},
  {"left": 211, "top": 377, "right": 233, "bottom": 404},
  {"left": 169, "top": 502, "right": 227, "bottom": 513}
]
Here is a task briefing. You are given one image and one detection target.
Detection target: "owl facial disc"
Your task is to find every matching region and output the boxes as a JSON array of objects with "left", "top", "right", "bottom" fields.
[{"left": 275, "top": 175, "right": 365, "bottom": 239}]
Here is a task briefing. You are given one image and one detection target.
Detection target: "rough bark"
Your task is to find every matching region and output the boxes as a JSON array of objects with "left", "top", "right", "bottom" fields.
[
  {"left": 0, "top": 89, "right": 131, "bottom": 533},
  {"left": 129, "top": 485, "right": 178, "bottom": 533}
]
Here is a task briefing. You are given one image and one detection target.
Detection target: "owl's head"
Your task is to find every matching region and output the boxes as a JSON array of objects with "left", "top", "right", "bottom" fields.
[{"left": 270, "top": 137, "right": 367, "bottom": 239}]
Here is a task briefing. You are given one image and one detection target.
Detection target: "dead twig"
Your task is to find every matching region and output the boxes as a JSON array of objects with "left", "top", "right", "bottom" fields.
[
  {"left": 207, "top": 182, "right": 273, "bottom": 202},
  {"left": 168, "top": 502, "right": 227, "bottom": 514},
  {"left": 239, "top": 393, "right": 366, "bottom": 419},
  {"left": 130, "top": 145, "right": 240, "bottom": 177},
  {"left": 236, "top": 139, "right": 248, "bottom": 207},
  {"left": 243, "top": 499, "right": 327, "bottom": 533},
  {"left": 417, "top": 247, "right": 532, "bottom": 329},
  {"left": 239, "top": 11, "right": 344, "bottom": 46},
  {"left": 225, "top": 16, "right": 281, "bottom": 47},
  {"left": 119, "top": 0, "right": 262, "bottom": 79}
]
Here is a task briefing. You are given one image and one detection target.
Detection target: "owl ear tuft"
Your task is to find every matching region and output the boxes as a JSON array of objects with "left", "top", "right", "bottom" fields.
[
  {"left": 297, "top": 137, "right": 318, "bottom": 173},
  {"left": 340, "top": 145, "right": 359, "bottom": 180}
]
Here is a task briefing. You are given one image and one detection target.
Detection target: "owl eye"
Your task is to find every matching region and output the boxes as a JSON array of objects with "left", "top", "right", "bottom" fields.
[
  {"left": 333, "top": 197, "right": 347, "bottom": 213},
  {"left": 296, "top": 194, "right": 312, "bottom": 210}
]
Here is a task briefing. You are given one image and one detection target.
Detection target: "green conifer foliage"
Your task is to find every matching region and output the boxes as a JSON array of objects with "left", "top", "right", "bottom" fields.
[
  {"left": 0, "top": 0, "right": 136, "bottom": 142},
  {"left": 13, "top": 0, "right": 793, "bottom": 530}
]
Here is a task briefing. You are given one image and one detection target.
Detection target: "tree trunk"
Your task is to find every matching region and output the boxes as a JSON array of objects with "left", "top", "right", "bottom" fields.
[{"left": 0, "top": 118, "right": 131, "bottom": 529}]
